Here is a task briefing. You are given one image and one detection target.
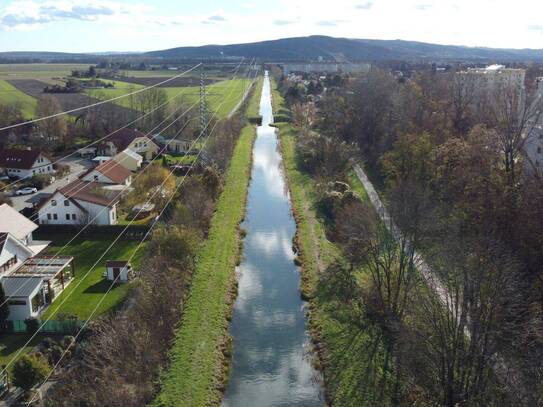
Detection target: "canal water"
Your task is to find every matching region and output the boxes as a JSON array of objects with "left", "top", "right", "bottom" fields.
[{"left": 222, "top": 73, "right": 323, "bottom": 406}]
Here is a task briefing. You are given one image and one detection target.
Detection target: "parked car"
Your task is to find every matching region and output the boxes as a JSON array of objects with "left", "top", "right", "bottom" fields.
[{"left": 15, "top": 187, "right": 38, "bottom": 196}]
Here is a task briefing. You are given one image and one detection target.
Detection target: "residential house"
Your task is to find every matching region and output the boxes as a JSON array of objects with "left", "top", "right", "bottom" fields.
[
  {"left": 112, "top": 149, "right": 143, "bottom": 172},
  {"left": 80, "top": 159, "right": 132, "bottom": 186},
  {"left": 97, "top": 128, "right": 159, "bottom": 161},
  {"left": 37, "top": 180, "right": 121, "bottom": 226},
  {"left": 154, "top": 135, "right": 193, "bottom": 154},
  {"left": 0, "top": 149, "right": 53, "bottom": 179},
  {"left": 0, "top": 204, "right": 74, "bottom": 321}
]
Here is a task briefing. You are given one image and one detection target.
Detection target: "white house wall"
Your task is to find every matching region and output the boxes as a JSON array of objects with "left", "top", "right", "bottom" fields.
[
  {"left": 38, "top": 192, "right": 117, "bottom": 225},
  {"left": 0, "top": 237, "right": 34, "bottom": 278}
]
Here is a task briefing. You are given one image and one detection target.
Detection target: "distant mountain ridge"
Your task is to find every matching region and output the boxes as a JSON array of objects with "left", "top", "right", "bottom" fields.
[
  {"left": 145, "top": 36, "right": 543, "bottom": 62},
  {"left": 2, "top": 36, "right": 543, "bottom": 62}
]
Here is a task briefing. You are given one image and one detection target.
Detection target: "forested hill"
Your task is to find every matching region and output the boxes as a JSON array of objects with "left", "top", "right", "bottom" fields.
[
  {"left": 2, "top": 36, "right": 543, "bottom": 62},
  {"left": 145, "top": 35, "right": 543, "bottom": 62}
]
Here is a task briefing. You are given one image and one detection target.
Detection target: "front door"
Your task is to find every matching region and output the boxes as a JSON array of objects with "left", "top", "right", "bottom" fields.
[{"left": 113, "top": 267, "right": 120, "bottom": 281}]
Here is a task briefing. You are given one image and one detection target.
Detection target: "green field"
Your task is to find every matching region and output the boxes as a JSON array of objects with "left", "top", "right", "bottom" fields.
[
  {"left": 41, "top": 235, "right": 146, "bottom": 320},
  {"left": 0, "top": 79, "right": 38, "bottom": 118},
  {"left": 154, "top": 124, "right": 256, "bottom": 406},
  {"left": 85, "top": 78, "right": 249, "bottom": 119},
  {"left": 0, "top": 63, "right": 89, "bottom": 80}
]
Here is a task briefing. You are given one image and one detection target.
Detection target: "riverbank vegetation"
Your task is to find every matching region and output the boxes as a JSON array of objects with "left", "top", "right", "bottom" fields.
[{"left": 276, "top": 66, "right": 543, "bottom": 405}]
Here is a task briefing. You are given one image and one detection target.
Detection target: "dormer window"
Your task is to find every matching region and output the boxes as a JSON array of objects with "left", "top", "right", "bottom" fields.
[{"left": 51, "top": 200, "right": 57, "bottom": 206}]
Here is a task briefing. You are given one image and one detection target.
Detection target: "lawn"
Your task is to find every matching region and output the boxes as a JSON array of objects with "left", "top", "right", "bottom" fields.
[
  {"left": 153, "top": 124, "right": 256, "bottom": 406},
  {"left": 163, "top": 154, "right": 197, "bottom": 165},
  {"left": 0, "top": 79, "right": 38, "bottom": 118},
  {"left": 84, "top": 78, "right": 249, "bottom": 119},
  {"left": 40, "top": 234, "right": 147, "bottom": 320}
]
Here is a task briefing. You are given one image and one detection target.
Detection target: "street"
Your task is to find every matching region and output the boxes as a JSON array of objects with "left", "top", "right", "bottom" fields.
[{"left": 9, "top": 156, "right": 92, "bottom": 212}]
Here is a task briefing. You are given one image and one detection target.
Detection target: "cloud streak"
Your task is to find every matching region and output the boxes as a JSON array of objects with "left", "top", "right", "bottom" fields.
[{"left": 355, "top": 2, "right": 374, "bottom": 10}]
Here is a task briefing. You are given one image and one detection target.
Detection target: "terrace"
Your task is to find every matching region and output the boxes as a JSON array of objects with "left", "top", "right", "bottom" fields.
[{"left": 11, "top": 255, "right": 75, "bottom": 302}]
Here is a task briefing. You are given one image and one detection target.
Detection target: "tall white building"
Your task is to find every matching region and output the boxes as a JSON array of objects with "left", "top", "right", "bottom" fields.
[{"left": 455, "top": 65, "right": 526, "bottom": 107}]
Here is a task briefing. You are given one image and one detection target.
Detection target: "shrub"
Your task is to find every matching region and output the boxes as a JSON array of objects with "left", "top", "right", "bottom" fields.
[
  {"left": 12, "top": 354, "right": 50, "bottom": 391},
  {"left": 28, "top": 174, "right": 53, "bottom": 189},
  {"left": 54, "top": 163, "right": 70, "bottom": 177},
  {"left": 24, "top": 317, "right": 40, "bottom": 335}
]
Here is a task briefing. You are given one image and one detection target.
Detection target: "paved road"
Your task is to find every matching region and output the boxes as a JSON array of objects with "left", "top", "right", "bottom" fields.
[{"left": 10, "top": 156, "right": 92, "bottom": 212}]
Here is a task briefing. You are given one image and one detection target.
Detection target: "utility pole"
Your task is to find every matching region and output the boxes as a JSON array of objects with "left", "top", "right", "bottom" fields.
[{"left": 200, "top": 65, "right": 208, "bottom": 138}]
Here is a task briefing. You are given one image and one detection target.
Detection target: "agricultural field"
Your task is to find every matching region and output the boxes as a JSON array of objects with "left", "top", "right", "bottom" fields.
[
  {"left": 85, "top": 78, "right": 250, "bottom": 119},
  {"left": 0, "top": 79, "right": 38, "bottom": 118},
  {"left": 0, "top": 63, "right": 88, "bottom": 82}
]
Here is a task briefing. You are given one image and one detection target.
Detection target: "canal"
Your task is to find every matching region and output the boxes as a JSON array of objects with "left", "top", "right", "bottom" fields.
[{"left": 222, "top": 72, "right": 323, "bottom": 406}]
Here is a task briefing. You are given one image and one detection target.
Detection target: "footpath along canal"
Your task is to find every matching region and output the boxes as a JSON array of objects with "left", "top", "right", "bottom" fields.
[{"left": 222, "top": 72, "right": 323, "bottom": 406}]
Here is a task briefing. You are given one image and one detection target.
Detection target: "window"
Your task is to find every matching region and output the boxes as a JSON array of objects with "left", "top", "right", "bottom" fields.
[
  {"left": 64, "top": 200, "right": 70, "bottom": 206},
  {"left": 71, "top": 214, "right": 76, "bottom": 220},
  {"left": 31, "top": 293, "right": 44, "bottom": 313},
  {"left": 93, "top": 175, "right": 99, "bottom": 181},
  {"left": 53, "top": 214, "right": 58, "bottom": 220},
  {"left": 538, "top": 147, "right": 542, "bottom": 154},
  {"left": 47, "top": 166, "right": 51, "bottom": 171},
  {"left": 66, "top": 214, "right": 70, "bottom": 220},
  {"left": 47, "top": 213, "right": 52, "bottom": 220},
  {"left": 51, "top": 200, "right": 57, "bottom": 206}
]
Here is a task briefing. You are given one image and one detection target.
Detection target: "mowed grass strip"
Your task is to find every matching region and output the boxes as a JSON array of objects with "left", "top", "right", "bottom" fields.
[
  {"left": 0, "top": 79, "right": 38, "bottom": 118},
  {"left": 153, "top": 125, "right": 256, "bottom": 406},
  {"left": 40, "top": 235, "right": 147, "bottom": 320}
]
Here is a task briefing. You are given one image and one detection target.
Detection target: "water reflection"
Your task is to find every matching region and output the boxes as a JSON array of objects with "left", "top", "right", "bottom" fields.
[{"left": 222, "top": 73, "right": 323, "bottom": 406}]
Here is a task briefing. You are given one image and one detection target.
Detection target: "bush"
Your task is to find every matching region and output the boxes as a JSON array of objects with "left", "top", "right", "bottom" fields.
[
  {"left": 54, "top": 163, "right": 70, "bottom": 177},
  {"left": 12, "top": 354, "right": 50, "bottom": 391},
  {"left": 28, "top": 174, "right": 53, "bottom": 190},
  {"left": 24, "top": 317, "right": 40, "bottom": 335}
]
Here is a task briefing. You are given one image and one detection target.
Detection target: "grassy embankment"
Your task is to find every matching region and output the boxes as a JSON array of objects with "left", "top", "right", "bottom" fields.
[
  {"left": 153, "top": 124, "right": 256, "bottom": 406},
  {"left": 153, "top": 78, "right": 261, "bottom": 405},
  {"left": 274, "top": 76, "right": 395, "bottom": 405},
  {"left": 245, "top": 76, "right": 264, "bottom": 122},
  {"left": 0, "top": 79, "right": 38, "bottom": 118}
]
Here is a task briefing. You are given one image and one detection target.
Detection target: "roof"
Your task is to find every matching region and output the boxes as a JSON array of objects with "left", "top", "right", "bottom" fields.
[
  {"left": 0, "top": 232, "right": 7, "bottom": 253},
  {"left": 106, "top": 260, "right": 131, "bottom": 268},
  {"left": 106, "top": 128, "right": 151, "bottom": 152},
  {"left": 1, "top": 276, "right": 43, "bottom": 298},
  {"left": 12, "top": 255, "right": 73, "bottom": 281},
  {"left": 54, "top": 180, "right": 121, "bottom": 208},
  {"left": 0, "top": 203, "right": 38, "bottom": 240},
  {"left": 83, "top": 160, "right": 131, "bottom": 184},
  {"left": 118, "top": 149, "right": 143, "bottom": 161},
  {"left": 0, "top": 149, "right": 45, "bottom": 170}
]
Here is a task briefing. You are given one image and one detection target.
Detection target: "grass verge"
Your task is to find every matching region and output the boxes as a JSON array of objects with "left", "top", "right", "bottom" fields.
[
  {"left": 278, "top": 121, "right": 398, "bottom": 405},
  {"left": 153, "top": 125, "right": 256, "bottom": 406},
  {"left": 0, "top": 79, "right": 38, "bottom": 118}
]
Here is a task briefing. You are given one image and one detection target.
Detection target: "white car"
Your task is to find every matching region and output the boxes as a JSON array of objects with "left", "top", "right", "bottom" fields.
[{"left": 15, "top": 187, "right": 38, "bottom": 196}]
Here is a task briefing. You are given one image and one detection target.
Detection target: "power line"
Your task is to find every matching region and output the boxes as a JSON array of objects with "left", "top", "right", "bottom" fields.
[
  {"left": 0, "top": 59, "right": 249, "bottom": 381},
  {"left": 0, "top": 63, "right": 203, "bottom": 193}
]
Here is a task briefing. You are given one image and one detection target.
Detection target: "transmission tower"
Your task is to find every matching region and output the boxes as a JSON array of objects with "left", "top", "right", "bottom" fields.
[{"left": 200, "top": 65, "right": 209, "bottom": 138}]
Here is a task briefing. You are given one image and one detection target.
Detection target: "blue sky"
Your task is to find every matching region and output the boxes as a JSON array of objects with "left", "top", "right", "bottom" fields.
[{"left": 0, "top": 0, "right": 542, "bottom": 52}]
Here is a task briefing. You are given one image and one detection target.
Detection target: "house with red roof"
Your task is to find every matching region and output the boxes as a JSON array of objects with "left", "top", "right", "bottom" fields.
[
  {"left": 0, "top": 149, "right": 53, "bottom": 179},
  {"left": 97, "top": 128, "right": 159, "bottom": 161},
  {"left": 80, "top": 159, "right": 133, "bottom": 186},
  {"left": 37, "top": 179, "right": 122, "bottom": 226}
]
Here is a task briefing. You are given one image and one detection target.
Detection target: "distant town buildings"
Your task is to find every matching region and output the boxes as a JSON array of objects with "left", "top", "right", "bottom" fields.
[{"left": 281, "top": 62, "right": 371, "bottom": 75}]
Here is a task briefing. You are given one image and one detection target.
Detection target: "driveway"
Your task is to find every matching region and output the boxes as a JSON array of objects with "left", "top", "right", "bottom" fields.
[{"left": 10, "top": 156, "right": 92, "bottom": 212}]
